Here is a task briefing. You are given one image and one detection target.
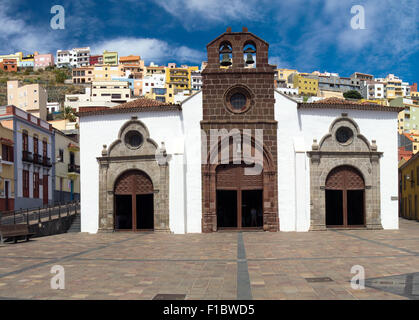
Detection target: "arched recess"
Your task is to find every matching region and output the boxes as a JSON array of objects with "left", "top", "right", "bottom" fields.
[
  {"left": 97, "top": 118, "right": 170, "bottom": 232},
  {"left": 325, "top": 165, "right": 366, "bottom": 227},
  {"left": 202, "top": 132, "right": 278, "bottom": 232},
  {"left": 243, "top": 40, "right": 257, "bottom": 68},
  {"left": 219, "top": 41, "right": 232, "bottom": 68},
  {"left": 114, "top": 169, "right": 154, "bottom": 231}
]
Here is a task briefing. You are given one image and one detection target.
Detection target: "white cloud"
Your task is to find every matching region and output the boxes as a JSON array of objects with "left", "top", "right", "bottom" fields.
[
  {"left": 92, "top": 37, "right": 205, "bottom": 64},
  {"left": 153, "top": 0, "right": 267, "bottom": 30}
]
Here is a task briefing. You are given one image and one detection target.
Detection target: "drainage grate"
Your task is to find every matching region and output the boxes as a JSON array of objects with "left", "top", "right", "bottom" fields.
[
  {"left": 305, "top": 277, "right": 334, "bottom": 283},
  {"left": 152, "top": 294, "right": 186, "bottom": 300}
]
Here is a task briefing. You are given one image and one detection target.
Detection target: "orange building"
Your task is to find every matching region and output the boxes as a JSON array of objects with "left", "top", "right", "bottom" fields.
[{"left": 0, "top": 59, "right": 18, "bottom": 72}]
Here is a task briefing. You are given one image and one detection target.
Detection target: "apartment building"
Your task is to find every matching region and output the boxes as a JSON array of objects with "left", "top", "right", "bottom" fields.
[
  {"left": 165, "top": 66, "right": 198, "bottom": 91},
  {"left": 7, "top": 80, "right": 48, "bottom": 120},
  {"left": 20, "top": 54, "right": 35, "bottom": 68},
  {"left": 304, "top": 74, "right": 361, "bottom": 94},
  {"left": 103, "top": 50, "right": 118, "bottom": 65},
  {"left": 275, "top": 68, "right": 298, "bottom": 88},
  {"left": 191, "top": 71, "right": 202, "bottom": 91},
  {"left": 399, "top": 152, "right": 419, "bottom": 221},
  {"left": 54, "top": 129, "right": 80, "bottom": 202},
  {"left": 288, "top": 73, "right": 319, "bottom": 96},
  {"left": 0, "top": 52, "right": 23, "bottom": 65},
  {"left": 0, "top": 105, "right": 54, "bottom": 210},
  {"left": 56, "top": 47, "right": 90, "bottom": 68},
  {"left": 89, "top": 55, "right": 103, "bottom": 66},
  {"left": 392, "top": 97, "right": 419, "bottom": 134},
  {"left": 0, "top": 122, "right": 14, "bottom": 211},
  {"left": 34, "top": 53, "right": 54, "bottom": 69},
  {"left": 72, "top": 66, "right": 94, "bottom": 84},
  {"left": 143, "top": 73, "right": 166, "bottom": 95},
  {"left": 376, "top": 74, "right": 405, "bottom": 100},
  {"left": 360, "top": 81, "right": 385, "bottom": 99},
  {"left": 93, "top": 64, "right": 124, "bottom": 81},
  {"left": 91, "top": 80, "right": 132, "bottom": 103}
]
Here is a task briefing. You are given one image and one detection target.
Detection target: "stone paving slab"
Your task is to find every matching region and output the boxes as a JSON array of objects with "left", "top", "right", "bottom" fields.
[{"left": 0, "top": 218, "right": 418, "bottom": 300}]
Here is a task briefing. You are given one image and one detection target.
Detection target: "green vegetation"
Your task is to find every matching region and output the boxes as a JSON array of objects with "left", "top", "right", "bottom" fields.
[
  {"left": 0, "top": 67, "right": 84, "bottom": 106},
  {"left": 343, "top": 90, "right": 363, "bottom": 100}
]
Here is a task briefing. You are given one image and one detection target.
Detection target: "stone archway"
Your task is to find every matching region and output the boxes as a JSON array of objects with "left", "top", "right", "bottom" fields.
[
  {"left": 114, "top": 169, "right": 154, "bottom": 231},
  {"left": 308, "top": 115, "right": 383, "bottom": 230},
  {"left": 325, "top": 165, "right": 366, "bottom": 228},
  {"left": 97, "top": 117, "right": 170, "bottom": 232},
  {"left": 202, "top": 133, "right": 278, "bottom": 232}
]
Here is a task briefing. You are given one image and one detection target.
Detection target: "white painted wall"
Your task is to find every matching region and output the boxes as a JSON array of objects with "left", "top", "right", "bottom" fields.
[
  {"left": 274, "top": 91, "right": 399, "bottom": 231},
  {"left": 181, "top": 92, "right": 203, "bottom": 233},
  {"left": 79, "top": 110, "right": 184, "bottom": 234}
]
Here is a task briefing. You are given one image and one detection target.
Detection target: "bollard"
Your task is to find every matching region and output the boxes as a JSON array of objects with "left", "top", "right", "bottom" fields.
[
  {"left": 26, "top": 208, "right": 29, "bottom": 225},
  {"left": 38, "top": 207, "right": 41, "bottom": 223}
]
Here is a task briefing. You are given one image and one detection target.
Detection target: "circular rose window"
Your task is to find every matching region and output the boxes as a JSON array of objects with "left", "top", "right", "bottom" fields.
[
  {"left": 125, "top": 130, "right": 143, "bottom": 149},
  {"left": 336, "top": 127, "right": 353, "bottom": 144},
  {"left": 224, "top": 86, "right": 252, "bottom": 114}
]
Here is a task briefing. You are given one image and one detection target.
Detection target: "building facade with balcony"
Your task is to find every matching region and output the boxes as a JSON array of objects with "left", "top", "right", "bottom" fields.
[
  {"left": 0, "top": 105, "right": 54, "bottom": 210},
  {"left": 0, "top": 122, "right": 15, "bottom": 212},
  {"left": 72, "top": 66, "right": 94, "bottom": 84},
  {"left": 54, "top": 129, "right": 80, "bottom": 202},
  {"left": 103, "top": 50, "right": 118, "bottom": 65}
]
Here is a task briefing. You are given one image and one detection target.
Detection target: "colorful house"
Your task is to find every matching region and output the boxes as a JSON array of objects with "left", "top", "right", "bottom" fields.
[
  {"left": 0, "top": 105, "right": 54, "bottom": 210},
  {"left": 103, "top": 50, "right": 118, "bottom": 65},
  {"left": 0, "top": 59, "right": 18, "bottom": 72}
]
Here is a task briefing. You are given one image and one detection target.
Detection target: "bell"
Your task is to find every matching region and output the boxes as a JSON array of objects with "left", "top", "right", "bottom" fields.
[
  {"left": 220, "top": 53, "right": 232, "bottom": 66},
  {"left": 245, "top": 53, "right": 254, "bottom": 65}
]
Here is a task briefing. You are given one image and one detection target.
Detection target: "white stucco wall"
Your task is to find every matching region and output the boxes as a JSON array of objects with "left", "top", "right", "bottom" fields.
[
  {"left": 79, "top": 110, "right": 185, "bottom": 234},
  {"left": 275, "top": 91, "right": 399, "bottom": 231},
  {"left": 181, "top": 92, "right": 203, "bottom": 233}
]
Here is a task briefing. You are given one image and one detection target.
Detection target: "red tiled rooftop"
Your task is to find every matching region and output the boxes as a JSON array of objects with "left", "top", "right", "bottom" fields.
[
  {"left": 298, "top": 97, "right": 403, "bottom": 112},
  {"left": 77, "top": 98, "right": 181, "bottom": 117}
]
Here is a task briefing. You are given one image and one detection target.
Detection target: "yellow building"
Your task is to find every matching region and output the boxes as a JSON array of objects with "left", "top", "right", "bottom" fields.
[
  {"left": 165, "top": 66, "right": 198, "bottom": 92},
  {"left": 276, "top": 68, "right": 298, "bottom": 88},
  {"left": 54, "top": 130, "right": 80, "bottom": 202},
  {"left": 412, "top": 92, "right": 419, "bottom": 99},
  {"left": 92, "top": 64, "right": 124, "bottom": 81},
  {"left": 102, "top": 50, "right": 118, "bottom": 65},
  {"left": 0, "top": 122, "right": 15, "bottom": 212},
  {"left": 288, "top": 73, "right": 319, "bottom": 96},
  {"left": 0, "top": 52, "right": 23, "bottom": 64},
  {"left": 400, "top": 152, "right": 419, "bottom": 221},
  {"left": 359, "top": 99, "right": 389, "bottom": 106}
]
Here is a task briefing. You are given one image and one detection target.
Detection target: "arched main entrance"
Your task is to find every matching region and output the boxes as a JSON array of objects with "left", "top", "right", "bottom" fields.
[
  {"left": 216, "top": 163, "right": 264, "bottom": 230},
  {"left": 325, "top": 166, "right": 365, "bottom": 228},
  {"left": 114, "top": 170, "right": 154, "bottom": 231}
]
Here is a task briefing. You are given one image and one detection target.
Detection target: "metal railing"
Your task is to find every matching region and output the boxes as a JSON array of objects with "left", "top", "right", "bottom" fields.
[{"left": 0, "top": 200, "right": 80, "bottom": 226}]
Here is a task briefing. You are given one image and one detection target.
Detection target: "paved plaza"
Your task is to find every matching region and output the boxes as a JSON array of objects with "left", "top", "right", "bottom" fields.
[{"left": 0, "top": 218, "right": 418, "bottom": 300}]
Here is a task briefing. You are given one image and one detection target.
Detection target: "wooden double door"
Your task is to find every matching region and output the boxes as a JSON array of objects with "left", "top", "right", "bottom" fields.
[
  {"left": 325, "top": 166, "right": 365, "bottom": 228},
  {"left": 114, "top": 170, "right": 154, "bottom": 231},
  {"left": 216, "top": 164, "right": 263, "bottom": 230}
]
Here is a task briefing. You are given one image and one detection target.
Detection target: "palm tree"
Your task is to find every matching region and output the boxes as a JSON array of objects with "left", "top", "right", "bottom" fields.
[{"left": 64, "top": 106, "right": 76, "bottom": 122}]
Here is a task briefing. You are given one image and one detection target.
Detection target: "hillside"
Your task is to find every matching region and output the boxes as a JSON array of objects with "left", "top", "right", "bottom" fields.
[{"left": 0, "top": 68, "right": 85, "bottom": 106}]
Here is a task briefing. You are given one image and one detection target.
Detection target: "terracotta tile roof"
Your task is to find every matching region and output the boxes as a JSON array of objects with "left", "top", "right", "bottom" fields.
[
  {"left": 298, "top": 97, "right": 403, "bottom": 112},
  {"left": 77, "top": 98, "right": 181, "bottom": 117}
]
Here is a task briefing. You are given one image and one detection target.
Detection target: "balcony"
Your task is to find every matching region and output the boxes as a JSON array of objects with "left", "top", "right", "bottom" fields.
[
  {"left": 68, "top": 164, "right": 80, "bottom": 174},
  {"left": 33, "top": 154, "right": 43, "bottom": 165},
  {"left": 43, "top": 156, "right": 52, "bottom": 167},
  {"left": 22, "top": 151, "right": 33, "bottom": 163}
]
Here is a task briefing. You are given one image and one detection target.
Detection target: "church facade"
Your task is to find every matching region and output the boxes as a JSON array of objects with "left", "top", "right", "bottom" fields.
[{"left": 78, "top": 28, "right": 401, "bottom": 234}]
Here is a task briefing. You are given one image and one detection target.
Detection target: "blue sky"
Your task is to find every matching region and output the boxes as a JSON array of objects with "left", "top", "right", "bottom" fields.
[{"left": 0, "top": 0, "right": 418, "bottom": 83}]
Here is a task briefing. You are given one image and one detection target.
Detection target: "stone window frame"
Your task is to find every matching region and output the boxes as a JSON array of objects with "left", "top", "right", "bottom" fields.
[
  {"left": 223, "top": 84, "right": 254, "bottom": 115},
  {"left": 308, "top": 115, "right": 383, "bottom": 230}
]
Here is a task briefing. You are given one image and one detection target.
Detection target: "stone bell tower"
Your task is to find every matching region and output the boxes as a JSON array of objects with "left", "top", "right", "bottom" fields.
[{"left": 201, "top": 27, "right": 279, "bottom": 232}]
